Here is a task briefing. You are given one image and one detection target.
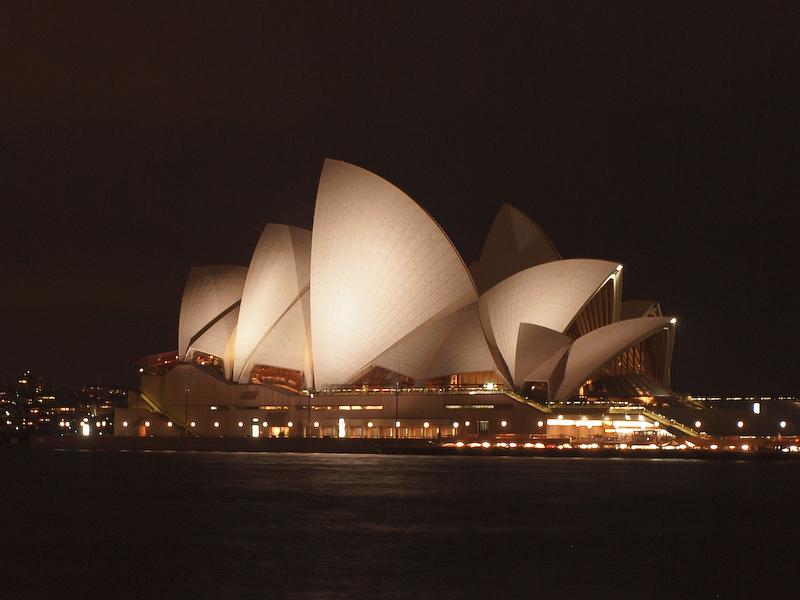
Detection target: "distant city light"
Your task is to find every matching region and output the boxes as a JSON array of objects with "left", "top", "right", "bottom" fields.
[
  {"left": 779, "top": 421, "right": 787, "bottom": 429},
  {"left": 500, "top": 420, "right": 508, "bottom": 428},
  {"left": 737, "top": 421, "right": 744, "bottom": 428},
  {"left": 423, "top": 422, "right": 429, "bottom": 428},
  {"left": 167, "top": 421, "right": 173, "bottom": 428},
  {"left": 213, "top": 421, "right": 219, "bottom": 428},
  {"left": 144, "top": 421, "right": 150, "bottom": 427},
  {"left": 367, "top": 421, "right": 374, "bottom": 428},
  {"left": 695, "top": 421, "right": 702, "bottom": 428},
  {"left": 122, "top": 421, "right": 128, "bottom": 427},
  {"left": 287, "top": 421, "right": 293, "bottom": 427}
]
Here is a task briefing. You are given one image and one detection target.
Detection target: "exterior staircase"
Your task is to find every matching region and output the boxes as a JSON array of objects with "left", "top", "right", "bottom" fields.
[
  {"left": 503, "top": 390, "right": 550, "bottom": 413},
  {"left": 139, "top": 391, "right": 199, "bottom": 437}
]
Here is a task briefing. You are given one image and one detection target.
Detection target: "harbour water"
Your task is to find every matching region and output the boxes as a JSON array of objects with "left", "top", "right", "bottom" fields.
[{"left": 2, "top": 450, "right": 798, "bottom": 599}]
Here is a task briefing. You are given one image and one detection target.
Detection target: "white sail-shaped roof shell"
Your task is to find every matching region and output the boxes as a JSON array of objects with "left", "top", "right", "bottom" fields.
[
  {"left": 473, "top": 203, "right": 561, "bottom": 293},
  {"left": 236, "top": 290, "right": 311, "bottom": 384},
  {"left": 372, "top": 302, "right": 499, "bottom": 382},
  {"left": 512, "top": 323, "right": 572, "bottom": 389},
  {"left": 478, "top": 259, "right": 620, "bottom": 385},
  {"left": 177, "top": 265, "right": 247, "bottom": 357},
  {"left": 372, "top": 311, "right": 460, "bottom": 380},
  {"left": 188, "top": 307, "right": 239, "bottom": 379},
  {"left": 310, "top": 159, "right": 477, "bottom": 388},
  {"left": 553, "top": 316, "right": 674, "bottom": 402},
  {"left": 425, "top": 303, "right": 498, "bottom": 379},
  {"left": 232, "top": 224, "right": 311, "bottom": 382}
]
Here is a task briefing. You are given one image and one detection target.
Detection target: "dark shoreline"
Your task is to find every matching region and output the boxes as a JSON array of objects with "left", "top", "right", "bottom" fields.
[{"left": 4, "top": 434, "right": 797, "bottom": 460}]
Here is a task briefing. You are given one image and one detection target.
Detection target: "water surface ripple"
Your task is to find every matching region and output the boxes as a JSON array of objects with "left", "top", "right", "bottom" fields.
[{"left": 2, "top": 451, "right": 798, "bottom": 599}]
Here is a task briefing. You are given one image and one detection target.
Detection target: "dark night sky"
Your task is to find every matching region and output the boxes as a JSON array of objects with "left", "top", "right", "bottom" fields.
[{"left": 1, "top": 2, "right": 797, "bottom": 393}]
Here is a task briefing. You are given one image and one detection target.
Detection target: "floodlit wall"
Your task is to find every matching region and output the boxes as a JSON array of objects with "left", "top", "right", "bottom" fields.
[
  {"left": 133, "top": 363, "right": 296, "bottom": 436},
  {"left": 120, "top": 365, "right": 548, "bottom": 439}
]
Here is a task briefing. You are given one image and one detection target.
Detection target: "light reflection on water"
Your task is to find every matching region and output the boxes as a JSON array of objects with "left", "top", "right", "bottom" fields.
[{"left": 4, "top": 451, "right": 800, "bottom": 599}]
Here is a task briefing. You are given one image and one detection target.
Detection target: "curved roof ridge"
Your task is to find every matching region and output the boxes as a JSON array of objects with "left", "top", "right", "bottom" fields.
[{"left": 473, "top": 203, "right": 561, "bottom": 293}]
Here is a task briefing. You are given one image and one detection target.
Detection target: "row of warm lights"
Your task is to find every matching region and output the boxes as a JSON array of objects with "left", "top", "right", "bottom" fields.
[
  {"left": 722, "top": 420, "right": 789, "bottom": 429},
  {"left": 60, "top": 418, "right": 110, "bottom": 428},
  {"left": 449, "top": 441, "right": 609, "bottom": 450},
  {"left": 452, "top": 441, "right": 542, "bottom": 449},
  {"left": 550, "top": 415, "right": 792, "bottom": 432},
  {"left": 549, "top": 415, "right": 660, "bottom": 430},
  {"left": 444, "top": 441, "right": 800, "bottom": 452},
  {"left": 448, "top": 441, "right": 607, "bottom": 449},
  {"left": 121, "top": 417, "right": 283, "bottom": 429},
  {"left": 306, "top": 420, "right": 510, "bottom": 429}
]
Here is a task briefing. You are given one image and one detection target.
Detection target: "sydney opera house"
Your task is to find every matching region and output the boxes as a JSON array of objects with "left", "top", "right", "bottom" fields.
[{"left": 117, "top": 159, "right": 689, "bottom": 442}]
